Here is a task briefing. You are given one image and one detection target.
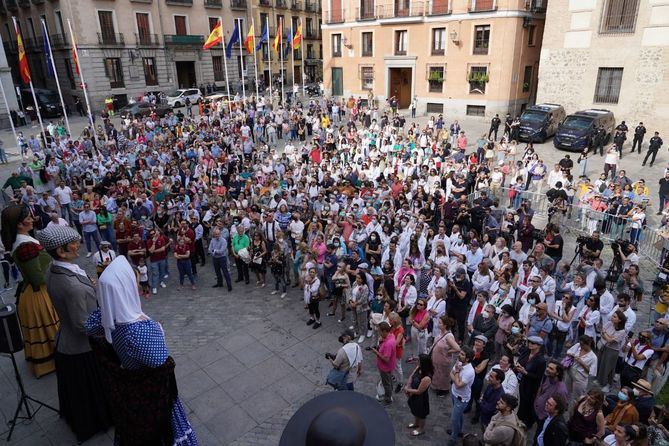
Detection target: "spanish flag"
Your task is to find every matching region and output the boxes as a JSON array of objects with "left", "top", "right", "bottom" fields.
[
  {"left": 272, "top": 18, "right": 282, "bottom": 53},
  {"left": 14, "top": 20, "right": 31, "bottom": 84},
  {"left": 203, "top": 19, "right": 223, "bottom": 50},
  {"left": 244, "top": 24, "right": 255, "bottom": 54},
  {"left": 292, "top": 23, "right": 303, "bottom": 50}
]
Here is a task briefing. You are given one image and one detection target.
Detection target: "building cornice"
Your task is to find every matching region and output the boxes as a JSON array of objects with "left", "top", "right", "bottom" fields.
[{"left": 322, "top": 9, "right": 544, "bottom": 30}]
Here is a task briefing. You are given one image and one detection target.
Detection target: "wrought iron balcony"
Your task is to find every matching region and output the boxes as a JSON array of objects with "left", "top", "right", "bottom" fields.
[
  {"left": 17, "top": 0, "right": 30, "bottom": 8},
  {"left": 230, "top": 0, "right": 246, "bottom": 9},
  {"left": 377, "top": 2, "right": 424, "bottom": 18},
  {"left": 5, "top": 0, "right": 17, "bottom": 11},
  {"left": 305, "top": 29, "right": 319, "bottom": 39},
  {"left": 165, "top": 0, "right": 193, "bottom": 5},
  {"left": 259, "top": 0, "right": 271, "bottom": 6},
  {"left": 305, "top": 0, "right": 318, "bottom": 11},
  {"left": 49, "top": 33, "right": 68, "bottom": 48},
  {"left": 325, "top": 9, "right": 345, "bottom": 24},
  {"left": 205, "top": 0, "right": 222, "bottom": 7},
  {"left": 135, "top": 33, "right": 160, "bottom": 46},
  {"left": 98, "top": 32, "right": 125, "bottom": 46},
  {"left": 275, "top": 0, "right": 287, "bottom": 8},
  {"left": 290, "top": 0, "right": 301, "bottom": 10}
]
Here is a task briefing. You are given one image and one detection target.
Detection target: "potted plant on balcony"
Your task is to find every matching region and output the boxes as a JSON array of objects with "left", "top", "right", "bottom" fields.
[{"left": 428, "top": 70, "right": 444, "bottom": 82}]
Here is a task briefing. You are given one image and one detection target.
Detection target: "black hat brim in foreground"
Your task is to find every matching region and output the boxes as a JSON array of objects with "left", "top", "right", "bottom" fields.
[{"left": 279, "top": 391, "right": 396, "bottom": 446}]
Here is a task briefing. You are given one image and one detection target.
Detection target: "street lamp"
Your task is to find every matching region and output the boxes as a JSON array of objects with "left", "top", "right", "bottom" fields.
[{"left": 450, "top": 30, "right": 459, "bottom": 45}]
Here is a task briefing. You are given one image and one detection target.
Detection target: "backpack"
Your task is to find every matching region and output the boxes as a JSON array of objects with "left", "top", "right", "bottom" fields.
[{"left": 496, "top": 416, "right": 527, "bottom": 446}]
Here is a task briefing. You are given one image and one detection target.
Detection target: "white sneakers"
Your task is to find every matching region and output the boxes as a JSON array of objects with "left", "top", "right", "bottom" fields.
[
  {"left": 366, "top": 329, "right": 373, "bottom": 338},
  {"left": 357, "top": 335, "right": 365, "bottom": 344},
  {"left": 86, "top": 252, "right": 92, "bottom": 258},
  {"left": 280, "top": 292, "right": 286, "bottom": 298},
  {"left": 270, "top": 290, "right": 278, "bottom": 295},
  {"left": 160, "top": 282, "right": 167, "bottom": 288},
  {"left": 152, "top": 288, "right": 157, "bottom": 295}
]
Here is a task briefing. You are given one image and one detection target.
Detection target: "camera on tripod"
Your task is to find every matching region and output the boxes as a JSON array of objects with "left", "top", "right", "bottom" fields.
[
  {"left": 576, "top": 235, "right": 590, "bottom": 246},
  {"left": 611, "top": 239, "right": 633, "bottom": 255}
]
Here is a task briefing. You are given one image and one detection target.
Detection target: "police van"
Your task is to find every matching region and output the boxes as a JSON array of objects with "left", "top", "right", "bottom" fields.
[
  {"left": 554, "top": 109, "right": 615, "bottom": 152},
  {"left": 518, "top": 103, "right": 566, "bottom": 143}
]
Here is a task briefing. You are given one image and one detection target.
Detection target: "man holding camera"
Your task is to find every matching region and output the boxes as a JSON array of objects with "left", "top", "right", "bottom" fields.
[
  {"left": 326, "top": 328, "right": 363, "bottom": 391},
  {"left": 581, "top": 231, "right": 604, "bottom": 260}
]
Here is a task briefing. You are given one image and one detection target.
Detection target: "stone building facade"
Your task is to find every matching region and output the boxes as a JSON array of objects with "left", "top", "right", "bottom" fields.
[
  {"left": 0, "top": 0, "right": 323, "bottom": 115},
  {"left": 536, "top": 0, "right": 669, "bottom": 136}
]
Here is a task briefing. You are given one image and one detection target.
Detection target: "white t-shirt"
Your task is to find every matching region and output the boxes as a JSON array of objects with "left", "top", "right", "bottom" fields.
[
  {"left": 451, "top": 362, "right": 475, "bottom": 402},
  {"left": 624, "top": 341, "right": 654, "bottom": 369},
  {"left": 566, "top": 343, "right": 598, "bottom": 378},
  {"left": 53, "top": 186, "right": 73, "bottom": 205}
]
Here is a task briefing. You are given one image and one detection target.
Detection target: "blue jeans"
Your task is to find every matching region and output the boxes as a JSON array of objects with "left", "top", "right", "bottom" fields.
[
  {"left": 630, "top": 228, "right": 641, "bottom": 245},
  {"left": 150, "top": 259, "right": 168, "bottom": 289},
  {"left": 83, "top": 230, "right": 101, "bottom": 253},
  {"left": 177, "top": 259, "right": 195, "bottom": 285},
  {"left": 449, "top": 393, "right": 468, "bottom": 446}
]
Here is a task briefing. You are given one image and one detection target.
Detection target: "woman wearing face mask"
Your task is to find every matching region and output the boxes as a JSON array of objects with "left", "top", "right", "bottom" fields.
[
  {"left": 407, "top": 298, "right": 430, "bottom": 363},
  {"left": 365, "top": 231, "right": 382, "bottom": 265},
  {"left": 514, "top": 335, "right": 547, "bottom": 428},
  {"left": 504, "top": 321, "right": 526, "bottom": 365},
  {"left": 605, "top": 387, "right": 640, "bottom": 432},
  {"left": 468, "top": 303, "right": 498, "bottom": 353},
  {"left": 494, "top": 304, "right": 515, "bottom": 359}
]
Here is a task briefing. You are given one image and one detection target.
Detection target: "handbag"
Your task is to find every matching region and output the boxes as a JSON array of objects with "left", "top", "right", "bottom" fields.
[{"left": 326, "top": 345, "right": 358, "bottom": 391}]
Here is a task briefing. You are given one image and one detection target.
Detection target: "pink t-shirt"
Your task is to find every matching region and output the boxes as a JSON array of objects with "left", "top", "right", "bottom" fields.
[{"left": 377, "top": 334, "right": 397, "bottom": 373}]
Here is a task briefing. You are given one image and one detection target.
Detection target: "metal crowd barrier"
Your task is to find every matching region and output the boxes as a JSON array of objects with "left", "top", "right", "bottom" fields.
[{"left": 468, "top": 186, "right": 665, "bottom": 267}]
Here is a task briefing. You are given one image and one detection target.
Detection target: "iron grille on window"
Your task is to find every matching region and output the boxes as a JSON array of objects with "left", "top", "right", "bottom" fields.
[
  {"left": 600, "top": 0, "right": 639, "bottom": 34},
  {"left": 361, "top": 66, "right": 374, "bottom": 90},
  {"left": 594, "top": 67, "right": 623, "bottom": 104},
  {"left": 428, "top": 66, "right": 444, "bottom": 93},
  {"left": 466, "top": 105, "right": 486, "bottom": 116}
]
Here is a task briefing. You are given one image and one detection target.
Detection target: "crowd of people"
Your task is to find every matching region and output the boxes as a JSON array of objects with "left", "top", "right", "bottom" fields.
[{"left": 1, "top": 92, "right": 669, "bottom": 446}]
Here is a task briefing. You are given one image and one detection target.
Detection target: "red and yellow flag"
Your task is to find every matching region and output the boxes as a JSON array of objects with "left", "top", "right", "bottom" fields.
[
  {"left": 272, "top": 19, "right": 282, "bottom": 53},
  {"left": 292, "top": 23, "right": 302, "bottom": 50},
  {"left": 203, "top": 19, "right": 223, "bottom": 50},
  {"left": 244, "top": 24, "right": 255, "bottom": 54},
  {"left": 14, "top": 21, "right": 31, "bottom": 84}
]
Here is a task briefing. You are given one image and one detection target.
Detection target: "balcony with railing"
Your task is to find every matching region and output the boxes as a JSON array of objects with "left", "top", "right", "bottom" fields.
[
  {"left": 230, "top": 0, "right": 246, "bottom": 9},
  {"left": 326, "top": 9, "right": 345, "bottom": 24},
  {"left": 429, "top": 0, "right": 450, "bottom": 15},
  {"left": 356, "top": 2, "right": 376, "bottom": 20},
  {"left": 98, "top": 32, "right": 125, "bottom": 46},
  {"left": 305, "top": 28, "right": 319, "bottom": 39},
  {"left": 32, "top": 0, "right": 45, "bottom": 5},
  {"left": 275, "top": 0, "right": 287, "bottom": 8},
  {"left": 259, "top": 0, "right": 271, "bottom": 6},
  {"left": 205, "top": 0, "right": 222, "bottom": 7},
  {"left": 165, "top": 0, "right": 193, "bottom": 5},
  {"left": 290, "top": 0, "right": 301, "bottom": 9},
  {"left": 3, "top": 41, "right": 16, "bottom": 55},
  {"left": 23, "top": 37, "right": 43, "bottom": 51},
  {"left": 5, "top": 0, "right": 17, "bottom": 11},
  {"left": 377, "top": 1, "right": 424, "bottom": 19},
  {"left": 136, "top": 33, "right": 160, "bottom": 46},
  {"left": 50, "top": 33, "right": 67, "bottom": 48},
  {"left": 293, "top": 49, "right": 301, "bottom": 59},
  {"left": 305, "top": 0, "right": 319, "bottom": 12},
  {"left": 469, "top": 0, "right": 496, "bottom": 12},
  {"left": 17, "top": 0, "right": 30, "bottom": 8}
]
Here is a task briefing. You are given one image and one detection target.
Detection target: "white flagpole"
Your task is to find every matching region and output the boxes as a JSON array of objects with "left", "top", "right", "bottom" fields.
[
  {"left": 41, "top": 18, "right": 70, "bottom": 136},
  {"left": 237, "top": 18, "right": 246, "bottom": 100},
  {"left": 279, "top": 17, "right": 285, "bottom": 104},
  {"left": 0, "top": 77, "right": 20, "bottom": 159},
  {"left": 67, "top": 19, "right": 98, "bottom": 148},
  {"left": 13, "top": 17, "right": 46, "bottom": 145},
  {"left": 266, "top": 16, "right": 272, "bottom": 100},
  {"left": 300, "top": 19, "right": 306, "bottom": 98},
  {"left": 251, "top": 16, "right": 259, "bottom": 99},
  {"left": 221, "top": 33, "right": 232, "bottom": 114},
  {"left": 289, "top": 21, "right": 296, "bottom": 98}
]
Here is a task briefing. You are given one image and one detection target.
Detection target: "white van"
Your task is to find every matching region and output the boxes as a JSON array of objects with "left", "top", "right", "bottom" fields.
[{"left": 166, "top": 89, "right": 202, "bottom": 107}]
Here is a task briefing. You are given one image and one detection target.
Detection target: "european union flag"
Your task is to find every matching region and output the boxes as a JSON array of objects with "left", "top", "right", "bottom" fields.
[
  {"left": 226, "top": 23, "right": 240, "bottom": 59},
  {"left": 42, "top": 25, "right": 54, "bottom": 77},
  {"left": 256, "top": 25, "right": 269, "bottom": 51}
]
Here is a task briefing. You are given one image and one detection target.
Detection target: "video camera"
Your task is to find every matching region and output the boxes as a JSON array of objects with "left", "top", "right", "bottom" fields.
[
  {"left": 576, "top": 235, "right": 590, "bottom": 246},
  {"left": 611, "top": 239, "right": 633, "bottom": 255}
]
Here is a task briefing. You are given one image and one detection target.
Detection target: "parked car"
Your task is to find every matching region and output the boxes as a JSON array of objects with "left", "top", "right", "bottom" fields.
[
  {"left": 554, "top": 109, "right": 615, "bottom": 151},
  {"left": 20, "top": 88, "right": 63, "bottom": 118},
  {"left": 518, "top": 103, "right": 566, "bottom": 143},
  {"left": 166, "top": 89, "right": 202, "bottom": 108},
  {"left": 118, "top": 102, "right": 173, "bottom": 120}
]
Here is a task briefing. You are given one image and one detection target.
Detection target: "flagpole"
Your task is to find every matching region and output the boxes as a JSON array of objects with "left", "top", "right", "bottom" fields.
[
  {"left": 13, "top": 17, "right": 45, "bottom": 147},
  {"left": 0, "top": 77, "right": 20, "bottom": 159},
  {"left": 221, "top": 34, "right": 232, "bottom": 114},
  {"left": 300, "top": 19, "right": 306, "bottom": 98},
  {"left": 237, "top": 18, "right": 246, "bottom": 100},
  {"left": 41, "top": 19, "right": 70, "bottom": 136},
  {"left": 67, "top": 19, "right": 98, "bottom": 148},
  {"left": 289, "top": 21, "right": 296, "bottom": 100},
  {"left": 279, "top": 17, "right": 285, "bottom": 105},
  {"left": 251, "top": 17, "right": 259, "bottom": 99},
  {"left": 266, "top": 16, "right": 272, "bottom": 101}
]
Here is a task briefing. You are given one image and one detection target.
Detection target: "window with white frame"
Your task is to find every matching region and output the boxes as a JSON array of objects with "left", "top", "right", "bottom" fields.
[
  {"left": 432, "top": 28, "right": 446, "bottom": 55},
  {"left": 360, "top": 66, "right": 374, "bottom": 90}
]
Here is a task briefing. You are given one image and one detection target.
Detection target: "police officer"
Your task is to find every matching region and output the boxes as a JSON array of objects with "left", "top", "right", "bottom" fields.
[
  {"left": 632, "top": 122, "right": 646, "bottom": 154},
  {"left": 616, "top": 120, "right": 629, "bottom": 135},
  {"left": 643, "top": 131, "right": 664, "bottom": 167},
  {"left": 488, "top": 114, "right": 501, "bottom": 141},
  {"left": 503, "top": 113, "right": 512, "bottom": 139},
  {"left": 614, "top": 130, "right": 626, "bottom": 158},
  {"left": 595, "top": 125, "right": 607, "bottom": 156}
]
